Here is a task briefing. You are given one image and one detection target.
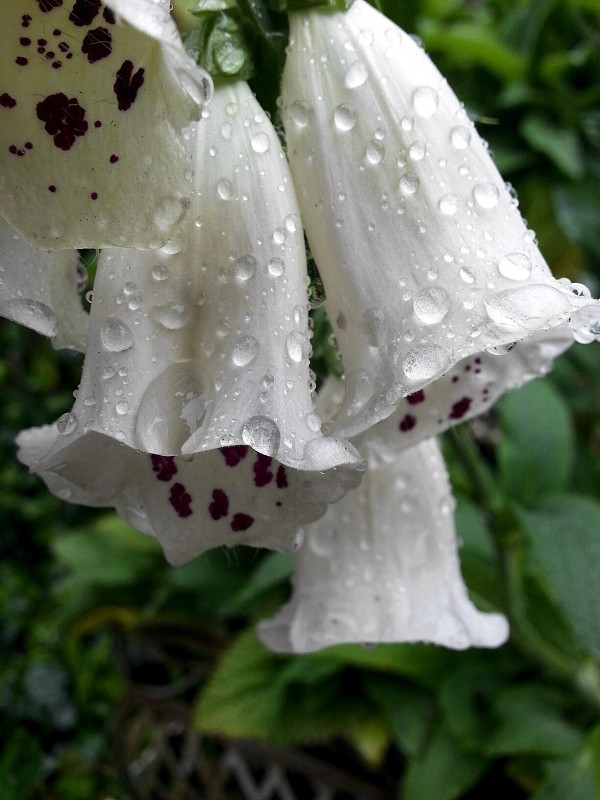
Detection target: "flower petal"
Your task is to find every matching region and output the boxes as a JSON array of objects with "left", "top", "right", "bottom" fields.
[
  {"left": 283, "top": 1, "right": 599, "bottom": 438},
  {"left": 52, "top": 80, "right": 363, "bottom": 475},
  {"left": 258, "top": 437, "right": 508, "bottom": 653},
  {"left": 0, "top": 215, "right": 88, "bottom": 350},
  {"left": 0, "top": 0, "right": 211, "bottom": 249},
  {"left": 17, "top": 427, "right": 365, "bottom": 564}
]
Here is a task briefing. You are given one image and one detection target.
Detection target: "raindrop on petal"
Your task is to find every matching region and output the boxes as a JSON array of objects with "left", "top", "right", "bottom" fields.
[
  {"left": 402, "top": 344, "right": 451, "bottom": 382},
  {"left": 498, "top": 252, "right": 532, "bottom": 281},
  {"left": 333, "top": 104, "right": 357, "bottom": 131},
  {"left": 344, "top": 60, "right": 369, "bottom": 88},
  {"left": 413, "top": 287, "right": 451, "bottom": 325},
  {"left": 56, "top": 412, "right": 78, "bottom": 435},
  {"left": 242, "top": 416, "right": 281, "bottom": 456},
  {"left": 473, "top": 182, "right": 499, "bottom": 209},
  {"left": 412, "top": 85, "right": 439, "bottom": 117},
  {"left": 439, "top": 194, "right": 459, "bottom": 216},
  {"left": 234, "top": 255, "right": 257, "bottom": 281},
  {"left": 100, "top": 317, "right": 134, "bottom": 352},
  {"left": 286, "top": 331, "right": 311, "bottom": 362},
  {"left": 232, "top": 335, "right": 259, "bottom": 367}
]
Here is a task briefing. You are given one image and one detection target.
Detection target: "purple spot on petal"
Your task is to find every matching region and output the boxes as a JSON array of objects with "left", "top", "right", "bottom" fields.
[
  {"left": 220, "top": 445, "right": 249, "bottom": 467},
  {"left": 451, "top": 375, "right": 459, "bottom": 384},
  {"left": 399, "top": 414, "right": 417, "bottom": 433},
  {"left": 231, "top": 513, "right": 254, "bottom": 532},
  {"left": 208, "top": 489, "right": 229, "bottom": 520},
  {"left": 36, "top": 0, "right": 63, "bottom": 12},
  {"left": 90, "top": 191, "right": 98, "bottom": 200},
  {"left": 20, "top": 37, "right": 31, "bottom": 46},
  {"left": 254, "top": 454, "right": 273, "bottom": 487},
  {"left": 22, "top": 14, "right": 32, "bottom": 27},
  {"left": 48, "top": 185, "right": 56, "bottom": 192},
  {"left": 0, "top": 94, "right": 17, "bottom": 108},
  {"left": 150, "top": 454, "right": 178, "bottom": 481},
  {"left": 69, "top": 0, "right": 101, "bottom": 26},
  {"left": 114, "top": 60, "right": 145, "bottom": 111},
  {"left": 36, "top": 93, "right": 88, "bottom": 151},
  {"left": 15, "top": 56, "right": 28, "bottom": 66},
  {"left": 276, "top": 465, "right": 288, "bottom": 489},
  {"left": 169, "top": 483, "right": 193, "bottom": 518},
  {"left": 82, "top": 26, "right": 112, "bottom": 63},
  {"left": 407, "top": 389, "right": 425, "bottom": 405},
  {"left": 109, "top": 153, "right": 119, "bottom": 163},
  {"left": 449, "top": 397, "right": 472, "bottom": 421},
  {"left": 103, "top": 6, "right": 116, "bottom": 23}
]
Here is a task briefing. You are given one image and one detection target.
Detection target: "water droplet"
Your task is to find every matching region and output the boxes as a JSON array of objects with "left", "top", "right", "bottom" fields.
[
  {"left": 289, "top": 100, "right": 312, "bottom": 128},
  {"left": 127, "top": 295, "right": 142, "bottom": 311},
  {"left": 232, "top": 335, "right": 259, "bottom": 367},
  {"left": 152, "top": 264, "right": 169, "bottom": 281},
  {"left": 306, "top": 413, "right": 322, "bottom": 432},
  {"left": 333, "top": 104, "right": 357, "bottom": 132},
  {"left": 412, "top": 85, "right": 439, "bottom": 117},
  {"left": 413, "top": 287, "right": 451, "bottom": 325},
  {"left": 286, "top": 331, "right": 311, "bottom": 362},
  {"left": 56, "top": 412, "right": 77, "bottom": 435},
  {"left": 365, "top": 140, "right": 385, "bottom": 164},
  {"left": 272, "top": 228, "right": 286, "bottom": 246},
  {"left": 153, "top": 303, "right": 191, "bottom": 330},
  {"left": 242, "top": 416, "right": 280, "bottom": 456},
  {"left": 408, "top": 140, "right": 426, "bottom": 161},
  {"left": 100, "top": 317, "right": 134, "bottom": 352},
  {"left": 285, "top": 214, "right": 300, "bottom": 233},
  {"left": 399, "top": 172, "right": 419, "bottom": 195},
  {"left": 152, "top": 196, "right": 190, "bottom": 235},
  {"left": 485, "top": 284, "right": 571, "bottom": 330},
  {"left": 221, "top": 121, "right": 232, "bottom": 139},
  {"left": 460, "top": 267, "right": 475, "bottom": 284},
  {"left": 251, "top": 132, "right": 270, "bottom": 153},
  {"left": 498, "top": 252, "right": 532, "bottom": 281},
  {"left": 439, "top": 194, "right": 459, "bottom": 216},
  {"left": 217, "top": 178, "right": 233, "bottom": 200},
  {"left": 402, "top": 344, "right": 451, "bottom": 382},
  {"left": 116, "top": 400, "right": 130, "bottom": 416},
  {"left": 234, "top": 255, "right": 257, "bottom": 281},
  {"left": 268, "top": 257, "right": 285, "bottom": 277},
  {"left": 400, "top": 115, "right": 414, "bottom": 132},
  {"left": 450, "top": 125, "right": 471, "bottom": 150},
  {"left": 344, "top": 60, "right": 368, "bottom": 88},
  {"left": 123, "top": 281, "right": 136, "bottom": 296},
  {"left": 473, "top": 182, "right": 499, "bottom": 209}
]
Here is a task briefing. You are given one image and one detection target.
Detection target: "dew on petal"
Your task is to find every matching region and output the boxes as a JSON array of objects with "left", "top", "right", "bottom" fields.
[
  {"left": 242, "top": 416, "right": 281, "bottom": 456},
  {"left": 268, "top": 257, "right": 285, "bottom": 277},
  {"left": 408, "top": 141, "right": 426, "bottom": 161},
  {"left": 344, "top": 60, "right": 369, "bottom": 88},
  {"left": 439, "top": 194, "right": 459, "bottom": 216},
  {"left": 473, "top": 182, "right": 499, "bottom": 210},
  {"left": 450, "top": 125, "right": 471, "bottom": 150},
  {"left": 232, "top": 335, "right": 259, "bottom": 367},
  {"left": 151, "top": 265, "right": 170, "bottom": 281},
  {"left": 485, "top": 284, "right": 572, "bottom": 330},
  {"left": 402, "top": 344, "right": 451, "bottom": 382},
  {"left": 399, "top": 172, "right": 419, "bottom": 195},
  {"left": 333, "top": 104, "right": 357, "bottom": 132},
  {"left": 217, "top": 178, "right": 233, "bottom": 200},
  {"left": 153, "top": 303, "right": 191, "bottom": 330},
  {"left": 100, "top": 317, "right": 134, "bottom": 352},
  {"left": 498, "top": 252, "right": 532, "bottom": 281},
  {"left": 289, "top": 100, "right": 313, "bottom": 127},
  {"left": 412, "top": 86, "right": 439, "bottom": 118},
  {"left": 413, "top": 287, "right": 451, "bottom": 325},
  {"left": 116, "top": 400, "right": 130, "bottom": 416},
  {"left": 286, "top": 331, "right": 311, "bottom": 362},
  {"left": 234, "top": 255, "right": 257, "bottom": 281},
  {"left": 365, "top": 140, "right": 385, "bottom": 164},
  {"left": 459, "top": 267, "right": 475, "bottom": 284},
  {"left": 56, "top": 412, "right": 77, "bottom": 435},
  {"left": 251, "top": 132, "right": 270, "bottom": 153}
]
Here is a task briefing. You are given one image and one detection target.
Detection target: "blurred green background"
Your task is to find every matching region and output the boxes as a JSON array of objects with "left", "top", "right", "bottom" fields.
[{"left": 2, "top": 0, "right": 600, "bottom": 797}]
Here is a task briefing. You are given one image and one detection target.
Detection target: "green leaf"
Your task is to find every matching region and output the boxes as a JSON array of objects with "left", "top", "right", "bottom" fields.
[
  {"left": 497, "top": 379, "right": 574, "bottom": 505},
  {"left": 552, "top": 182, "right": 600, "bottom": 259},
  {"left": 363, "top": 675, "right": 434, "bottom": 756},
  {"left": 402, "top": 728, "right": 488, "bottom": 800},
  {"left": 517, "top": 494, "right": 600, "bottom": 661},
  {"left": 221, "top": 552, "right": 293, "bottom": 615},
  {"left": 520, "top": 115, "right": 584, "bottom": 179},
  {"left": 532, "top": 725, "right": 600, "bottom": 800}
]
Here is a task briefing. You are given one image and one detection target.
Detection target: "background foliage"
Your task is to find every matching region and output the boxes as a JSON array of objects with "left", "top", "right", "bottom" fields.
[{"left": 2, "top": 0, "right": 600, "bottom": 797}]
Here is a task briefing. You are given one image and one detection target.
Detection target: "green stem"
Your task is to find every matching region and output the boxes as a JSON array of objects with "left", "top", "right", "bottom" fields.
[{"left": 171, "top": 0, "right": 198, "bottom": 35}]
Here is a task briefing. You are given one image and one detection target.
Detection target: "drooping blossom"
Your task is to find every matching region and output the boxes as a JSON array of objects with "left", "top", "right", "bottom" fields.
[
  {"left": 258, "top": 432, "right": 509, "bottom": 653},
  {"left": 16, "top": 80, "right": 365, "bottom": 564},
  {"left": 0, "top": 0, "right": 212, "bottom": 249},
  {"left": 282, "top": 0, "right": 600, "bottom": 439}
]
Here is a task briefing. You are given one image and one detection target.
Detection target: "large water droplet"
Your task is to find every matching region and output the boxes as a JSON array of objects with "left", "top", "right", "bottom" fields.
[
  {"left": 251, "top": 132, "right": 270, "bottom": 154},
  {"left": 450, "top": 125, "right": 471, "bottom": 150},
  {"left": 460, "top": 267, "right": 475, "bottom": 285},
  {"left": 402, "top": 344, "right": 451, "bottom": 382},
  {"left": 217, "top": 178, "right": 233, "bottom": 200},
  {"left": 234, "top": 255, "right": 257, "bottom": 281},
  {"left": 365, "top": 140, "right": 385, "bottom": 165},
  {"left": 268, "top": 257, "right": 285, "bottom": 277},
  {"left": 100, "top": 317, "right": 134, "bottom": 352},
  {"left": 413, "top": 287, "right": 451, "bottom": 325},
  {"left": 399, "top": 172, "right": 419, "bottom": 195},
  {"left": 408, "top": 141, "right": 426, "bottom": 161},
  {"left": 289, "top": 100, "right": 312, "bottom": 128},
  {"left": 344, "top": 60, "right": 369, "bottom": 88},
  {"left": 473, "top": 182, "right": 499, "bottom": 209},
  {"left": 56, "top": 411, "right": 77, "bottom": 435},
  {"left": 153, "top": 303, "right": 191, "bottom": 330},
  {"left": 286, "top": 331, "right": 311, "bottom": 362},
  {"left": 412, "top": 86, "right": 439, "bottom": 117},
  {"left": 242, "top": 416, "right": 280, "bottom": 456},
  {"left": 485, "top": 284, "right": 572, "bottom": 330},
  {"left": 439, "top": 194, "right": 459, "bottom": 216},
  {"left": 151, "top": 264, "right": 169, "bottom": 281},
  {"left": 498, "top": 252, "right": 532, "bottom": 281},
  {"left": 333, "top": 104, "right": 357, "bottom": 132},
  {"left": 232, "top": 335, "right": 259, "bottom": 366}
]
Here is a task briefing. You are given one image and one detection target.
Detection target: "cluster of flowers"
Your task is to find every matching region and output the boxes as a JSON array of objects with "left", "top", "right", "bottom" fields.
[{"left": 2, "top": 0, "right": 599, "bottom": 653}]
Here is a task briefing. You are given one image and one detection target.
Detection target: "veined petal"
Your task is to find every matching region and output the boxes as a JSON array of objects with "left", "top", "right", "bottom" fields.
[
  {"left": 283, "top": 0, "right": 599, "bottom": 438},
  {"left": 258, "top": 437, "right": 508, "bottom": 653},
  {"left": 0, "top": 215, "right": 88, "bottom": 350},
  {"left": 44, "top": 80, "right": 363, "bottom": 477},
  {"left": 17, "top": 428, "right": 364, "bottom": 564},
  {"left": 0, "top": 0, "right": 211, "bottom": 249}
]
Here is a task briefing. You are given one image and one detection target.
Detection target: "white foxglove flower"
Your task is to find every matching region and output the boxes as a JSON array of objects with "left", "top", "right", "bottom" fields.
[
  {"left": 0, "top": 216, "right": 88, "bottom": 351},
  {"left": 283, "top": 0, "right": 599, "bottom": 439},
  {"left": 16, "top": 80, "right": 365, "bottom": 564},
  {"left": 0, "top": 0, "right": 211, "bottom": 249},
  {"left": 258, "top": 434, "right": 509, "bottom": 653}
]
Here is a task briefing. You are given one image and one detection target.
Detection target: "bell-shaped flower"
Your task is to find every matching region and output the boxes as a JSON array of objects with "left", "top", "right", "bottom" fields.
[
  {"left": 282, "top": 0, "right": 600, "bottom": 439},
  {"left": 258, "top": 433, "right": 509, "bottom": 653},
  {"left": 0, "top": 0, "right": 211, "bottom": 249},
  {"left": 0, "top": 216, "right": 88, "bottom": 351},
  {"left": 16, "top": 79, "right": 365, "bottom": 564}
]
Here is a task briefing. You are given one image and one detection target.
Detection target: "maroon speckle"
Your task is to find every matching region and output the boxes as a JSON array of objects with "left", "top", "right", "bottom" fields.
[
  {"left": 276, "top": 501, "right": 282, "bottom": 507},
  {"left": 8, "top": 146, "right": 18, "bottom": 155},
  {"left": 254, "top": 454, "right": 273, "bottom": 487},
  {"left": 231, "top": 513, "right": 254, "bottom": 532},
  {"left": 220, "top": 445, "right": 249, "bottom": 467},
  {"left": 66, "top": 52, "right": 73, "bottom": 59},
  {"left": 276, "top": 465, "right": 288, "bottom": 489},
  {"left": 69, "top": 0, "right": 101, "bottom": 26},
  {"left": 82, "top": 27, "right": 112, "bottom": 63},
  {"left": 22, "top": 14, "right": 32, "bottom": 27},
  {"left": 208, "top": 489, "right": 229, "bottom": 521},
  {"left": 407, "top": 389, "right": 425, "bottom": 405},
  {"left": 464, "top": 364, "right": 472, "bottom": 372},
  {"left": 0, "top": 94, "right": 17, "bottom": 109},
  {"left": 114, "top": 60, "right": 145, "bottom": 111},
  {"left": 25, "top": 142, "right": 32, "bottom": 149},
  {"left": 399, "top": 414, "right": 417, "bottom": 433},
  {"left": 109, "top": 154, "right": 119, "bottom": 163},
  {"left": 90, "top": 191, "right": 98, "bottom": 200},
  {"left": 36, "top": 0, "right": 63, "bottom": 11},
  {"left": 475, "top": 357, "right": 481, "bottom": 364},
  {"left": 48, "top": 185, "right": 56, "bottom": 192},
  {"left": 449, "top": 397, "right": 472, "bottom": 421},
  {"left": 59, "top": 42, "right": 70, "bottom": 52},
  {"left": 46, "top": 50, "right": 56, "bottom": 59},
  {"left": 15, "top": 57, "right": 28, "bottom": 66},
  {"left": 103, "top": 6, "right": 116, "bottom": 23},
  {"left": 169, "top": 483, "right": 193, "bottom": 518},
  {"left": 53, "top": 28, "right": 62, "bottom": 35},
  {"left": 36, "top": 93, "right": 88, "bottom": 151},
  {"left": 52, "top": 61, "right": 62, "bottom": 69},
  {"left": 150, "top": 454, "right": 178, "bottom": 481},
  {"left": 20, "top": 37, "right": 31, "bottom": 46},
  {"left": 94, "top": 120, "right": 102, "bottom": 127},
  {"left": 38, "top": 39, "right": 47, "bottom": 46},
  {"left": 451, "top": 375, "right": 459, "bottom": 384}
]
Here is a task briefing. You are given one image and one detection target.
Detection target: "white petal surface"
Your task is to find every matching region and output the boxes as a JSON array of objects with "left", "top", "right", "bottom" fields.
[
  {"left": 258, "top": 437, "right": 508, "bottom": 653},
  {"left": 0, "top": 0, "right": 210, "bottom": 249},
  {"left": 48, "top": 81, "right": 362, "bottom": 475},
  {"left": 17, "top": 427, "right": 364, "bottom": 564},
  {"left": 283, "top": 0, "right": 599, "bottom": 438},
  {"left": 0, "top": 216, "right": 88, "bottom": 350}
]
